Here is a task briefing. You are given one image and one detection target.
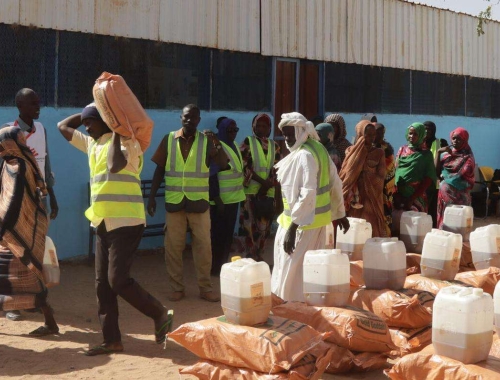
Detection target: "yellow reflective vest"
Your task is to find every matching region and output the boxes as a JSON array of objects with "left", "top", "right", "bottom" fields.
[
  {"left": 164, "top": 131, "right": 209, "bottom": 204},
  {"left": 278, "top": 139, "right": 332, "bottom": 230},
  {"left": 245, "top": 136, "right": 275, "bottom": 197},
  {"left": 85, "top": 139, "right": 145, "bottom": 226},
  {"left": 213, "top": 141, "right": 246, "bottom": 205}
]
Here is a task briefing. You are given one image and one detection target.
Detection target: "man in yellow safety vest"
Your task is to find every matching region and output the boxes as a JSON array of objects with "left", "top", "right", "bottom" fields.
[
  {"left": 272, "top": 112, "right": 349, "bottom": 302},
  {"left": 58, "top": 104, "right": 171, "bottom": 356},
  {"left": 147, "top": 104, "right": 228, "bottom": 303}
]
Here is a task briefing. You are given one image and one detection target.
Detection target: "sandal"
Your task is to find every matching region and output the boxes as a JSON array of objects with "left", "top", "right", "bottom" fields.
[
  {"left": 155, "top": 309, "right": 174, "bottom": 344},
  {"left": 28, "top": 325, "right": 59, "bottom": 337},
  {"left": 85, "top": 343, "right": 124, "bottom": 356}
]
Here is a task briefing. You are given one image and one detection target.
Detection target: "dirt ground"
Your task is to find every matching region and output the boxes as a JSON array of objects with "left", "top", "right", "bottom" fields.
[
  {"left": 2, "top": 217, "right": 495, "bottom": 379},
  {"left": 0, "top": 250, "right": 388, "bottom": 380}
]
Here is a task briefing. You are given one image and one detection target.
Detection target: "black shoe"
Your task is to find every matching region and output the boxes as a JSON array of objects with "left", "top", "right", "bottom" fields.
[{"left": 6, "top": 310, "right": 22, "bottom": 321}]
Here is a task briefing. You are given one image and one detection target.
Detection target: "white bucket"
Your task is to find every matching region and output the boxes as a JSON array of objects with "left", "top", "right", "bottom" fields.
[
  {"left": 220, "top": 257, "right": 271, "bottom": 326},
  {"left": 470, "top": 224, "right": 500, "bottom": 270},
  {"left": 494, "top": 282, "right": 500, "bottom": 336},
  {"left": 442, "top": 205, "right": 474, "bottom": 242},
  {"left": 42, "top": 236, "right": 60, "bottom": 288},
  {"left": 336, "top": 217, "right": 372, "bottom": 261},
  {"left": 399, "top": 211, "right": 433, "bottom": 254},
  {"left": 362, "top": 237, "right": 407, "bottom": 290},
  {"left": 433, "top": 286, "right": 494, "bottom": 364},
  {"left": 421, "top": 229, "right": 462, "bottom": 281},
  {"left": 303, "top": 249, "right": 350, "bottom": 307}
]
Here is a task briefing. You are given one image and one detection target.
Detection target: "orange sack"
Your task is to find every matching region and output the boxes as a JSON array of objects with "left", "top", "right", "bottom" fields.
[
  {"left": 389, "top": 326, "right": 433, "bottom": 357},
  {"left": 404, "top": 273, "right": 471, "bottom": 295},
  {"left": 455, "top": 267, "right": 500, "bottom": 295},
  {"left": 386, "top": 334, "right": 500, "bottom": 379},
  {"left": 271, "top": 302, "right": 395, "bottom": 353},
  {"left": 349, "top": 288, "right": 434, "bottom": 328},
  {"left": 93, "top": 72, "right": 154, "bottom": 152},
  {"left": 179, "top": 342, "right": 334, "bottom": 380},
  {"left": 350, "top": 260, "right": 365, "bottom": 287},
  {"left": 168, "top": 316, "right": 329, "bottom": 374}
]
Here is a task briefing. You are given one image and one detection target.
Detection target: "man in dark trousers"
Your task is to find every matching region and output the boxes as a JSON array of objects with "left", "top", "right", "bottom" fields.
[{"left": 58, "top": 104, "right": 172, "bottom": 356}]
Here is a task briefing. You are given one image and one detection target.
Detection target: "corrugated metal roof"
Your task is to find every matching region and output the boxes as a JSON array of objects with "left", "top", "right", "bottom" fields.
[
  {"left": 19, "top": 0, "right": 94, "bottom": 33},
  {"left": 1, "top": 0, "right": 500, "bottom": 79}
]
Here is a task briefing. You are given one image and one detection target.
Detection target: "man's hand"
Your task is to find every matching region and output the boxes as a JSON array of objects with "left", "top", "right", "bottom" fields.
[
  {"left": 283, "top": 223, "right": 298, "bottom": 255},
  {"left": 49, "top": 198, "right": 59, "bottom": 220},
  {"left": 257, "top": 179, "right": 273, "bottom": 197},
  {"left": 147, "top": 198, "right": 156, "bottom": 217},
  {"left": 336, "top": 216, "right": 350, "bottom": 233}
]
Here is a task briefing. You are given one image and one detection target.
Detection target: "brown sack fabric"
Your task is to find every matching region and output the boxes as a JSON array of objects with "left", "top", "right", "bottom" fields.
[
  {"left": 179, "top": 344, "right": 334, "bottom": 380},
  {"left": 272, "top": 292, "right": 286, "bottom": 308},
  {"left": 352, "top": 351, "right": 391, "bottom": 372},
  {"left": 93, "top": 72, "right": 154, "bottom": 152},
  {"left": 271, "top": 302, "right": 395, "bottom": 353},
  {"left": 406, "top": 253, "right": 422, "bottom": 275},
  {"left": 389, "top": 326, "right": 433, "bottom": 357},
  {"left": 350, "top": 260, "right": 365, "bottom": 287},
  {"left": 349, "top": 288, "right": 434, "bottom": 328},
  {"left": 169, "top": 316, "right": 328, "bottom": 374},
  {"left": 460, "top": 241, "right": 475, "bottom": 270},
  {"left": 455, "top": 267, "right": 500, "bottom": 295},
  {"left": 386, "top": 335, "right": 500, "bottom": 380},
  {"left": 322, "top": 342, "right": 355, "bottom": 374},
  {"left": 404, "top": 274, "right": 471, "bottom": 295}
]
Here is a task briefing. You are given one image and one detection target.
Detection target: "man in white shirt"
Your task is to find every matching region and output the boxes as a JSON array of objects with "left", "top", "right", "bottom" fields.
[
  {"left": 272, "top": 112, "right": 349, "bottom": 302},
  {"left": 2, "top": 88, "right": 58, "bottom": 322}
]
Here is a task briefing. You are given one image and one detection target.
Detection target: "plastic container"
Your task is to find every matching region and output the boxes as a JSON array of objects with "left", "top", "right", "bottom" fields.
[
  {"left": 42, "top": 236, "right": 60, "bottom": 288},
  {"left": 336, "top": 217, "right": 372, "bottom": 261},
  {"left": 362, "top": 237, "right": 407, "bottom": 290},
  {"left": 470, "top": 224, "right": 500, "bottom": 270},
  {"left": 220, "top": 257, "right": 271, "bottom": 326},
  {"left": 399, "top": 211, "right": 433, "bottom": 254},
  {"left": 495, "top": 282, "right": 500, "bottom": 336},
  {"left": 433, "top": 286, "right": 494, "bottom": 364},
  {"left": 442, "top": 205, "right": 474, "bottom": 242},
  {"left": 303, "top": 249, "right": 350, "bottom": 307},
  {"left": 325, "top": 222, "right": 335, "bottom": 249},
  {"left": 421, "top": 229, "right": 462, "bottom": 281}
]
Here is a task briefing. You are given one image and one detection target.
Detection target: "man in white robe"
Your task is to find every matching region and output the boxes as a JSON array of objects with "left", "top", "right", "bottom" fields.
[{"left": 271, "top": 112, "right": 348, "bottom": 302}]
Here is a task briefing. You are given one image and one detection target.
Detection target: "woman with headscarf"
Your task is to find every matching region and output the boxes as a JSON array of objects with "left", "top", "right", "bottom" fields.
[
  {"left": 324, "top": 114, "right": 352, "bottom": 166},
  {"left": 0, "top": 126, "right": 59, "bottom": 336},
  {"left": 374, "top": 123, "right": 396, "bottom": 235},
  {"left": 239, "top": 114, "right": 281, "bottom": 261},
  {"left": 435, "top": 127, "right": 475, "bottom": 228},
  {"left": 339, "top": 120, "right": 387, "bottom": 237},
  {"left": 394, "top": 123, "right": 437, "bottom": 213},
  {"left": 209, "top": 118, "right": 245, "bottom": 275}
]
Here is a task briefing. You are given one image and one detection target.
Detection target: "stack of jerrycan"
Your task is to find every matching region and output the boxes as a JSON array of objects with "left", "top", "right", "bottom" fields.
[
  {"left": 433, "top": 286, "right": 493, "bottom": 364},
  {"left": 362, "top": 237, "right": 407, "bottom": 290},
  {"left": 303, "top": 249, "right": 350, "bottom": 307},
  {"left": 421, "top": 229, "right": 462, "bottom": 280},
  {"left": 220, "top": 257, "right": 271, "bottom": 326},
  {"left": 399, "top": 211, "right": 432, "bottom": 254},
  {"left": 336, "top": 217, "right": 372, "bottom": 261}
]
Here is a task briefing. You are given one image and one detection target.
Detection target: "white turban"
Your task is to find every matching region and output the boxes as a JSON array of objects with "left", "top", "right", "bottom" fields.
[
  {"left": 275, "top": 112, "right": 320, "bottom": 181},
  {"left": 278, "top": 112, "right": 319, "bottom": 152}
]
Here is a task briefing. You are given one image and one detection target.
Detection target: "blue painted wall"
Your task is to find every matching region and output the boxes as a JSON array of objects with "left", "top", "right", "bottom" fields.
[{"left": 1, "top": 107, "right": 498, "bottom": 259}]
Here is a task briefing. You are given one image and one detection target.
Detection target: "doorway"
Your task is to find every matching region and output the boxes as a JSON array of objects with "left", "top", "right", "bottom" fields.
[{"left": 273, "top": 58, "right": 323, "bottom": 153}]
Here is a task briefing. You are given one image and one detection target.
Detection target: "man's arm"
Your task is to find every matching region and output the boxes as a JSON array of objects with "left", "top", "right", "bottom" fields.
[
  {"left": 147, "top": 165, "right": 165, "bottom": 217},
  {"left": 42, "top": 126, "right": 58, "bottom": 219},
  {"left": 107, "top": 132, "right": 127, "bottom": 173},
  {"left": 57, "top": 113, "right": 82, "bottom": 141}
]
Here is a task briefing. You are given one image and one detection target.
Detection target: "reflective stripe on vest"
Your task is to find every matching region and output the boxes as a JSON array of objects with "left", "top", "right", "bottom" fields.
[
  {"left": 216, "top": 141, "right": 246, "bottom": 204},
  {"left": 164, "top": 131, "right": 209, "bottom": 204},
  {"left": 245, "top": 136, "right": 275, "bottom": 197},
  {"left": 278, "top": 139, "right": 332, "bottom": 230},
  {"left": 85, "top": 139, "right": 145, "bottom": 225}
]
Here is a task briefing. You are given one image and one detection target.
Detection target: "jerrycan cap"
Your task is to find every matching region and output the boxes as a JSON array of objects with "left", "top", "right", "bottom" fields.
[
  {"left": 473, "top": 288, "right": 484, "bottom": 297},
  {"left": 231, "top": 256, "right": 242, "bottom": 262}
]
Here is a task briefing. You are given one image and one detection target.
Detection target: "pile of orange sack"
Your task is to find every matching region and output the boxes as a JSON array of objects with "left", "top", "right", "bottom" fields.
[{"left": 170, "top": 217, "right": 500, "bottom": 379}]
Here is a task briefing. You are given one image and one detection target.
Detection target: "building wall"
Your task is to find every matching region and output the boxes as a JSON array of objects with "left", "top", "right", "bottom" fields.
[
  {"left": 0, "top": 107, "right": 496, "bottom": 259},
  {"left": 2, "top": 0, "right": 500, "bottom": 79}
]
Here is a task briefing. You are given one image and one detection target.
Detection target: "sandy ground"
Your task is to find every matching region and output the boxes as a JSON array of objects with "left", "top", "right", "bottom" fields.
[{"left": 1, "top": 216, "right": 496, "bottom": 379}]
